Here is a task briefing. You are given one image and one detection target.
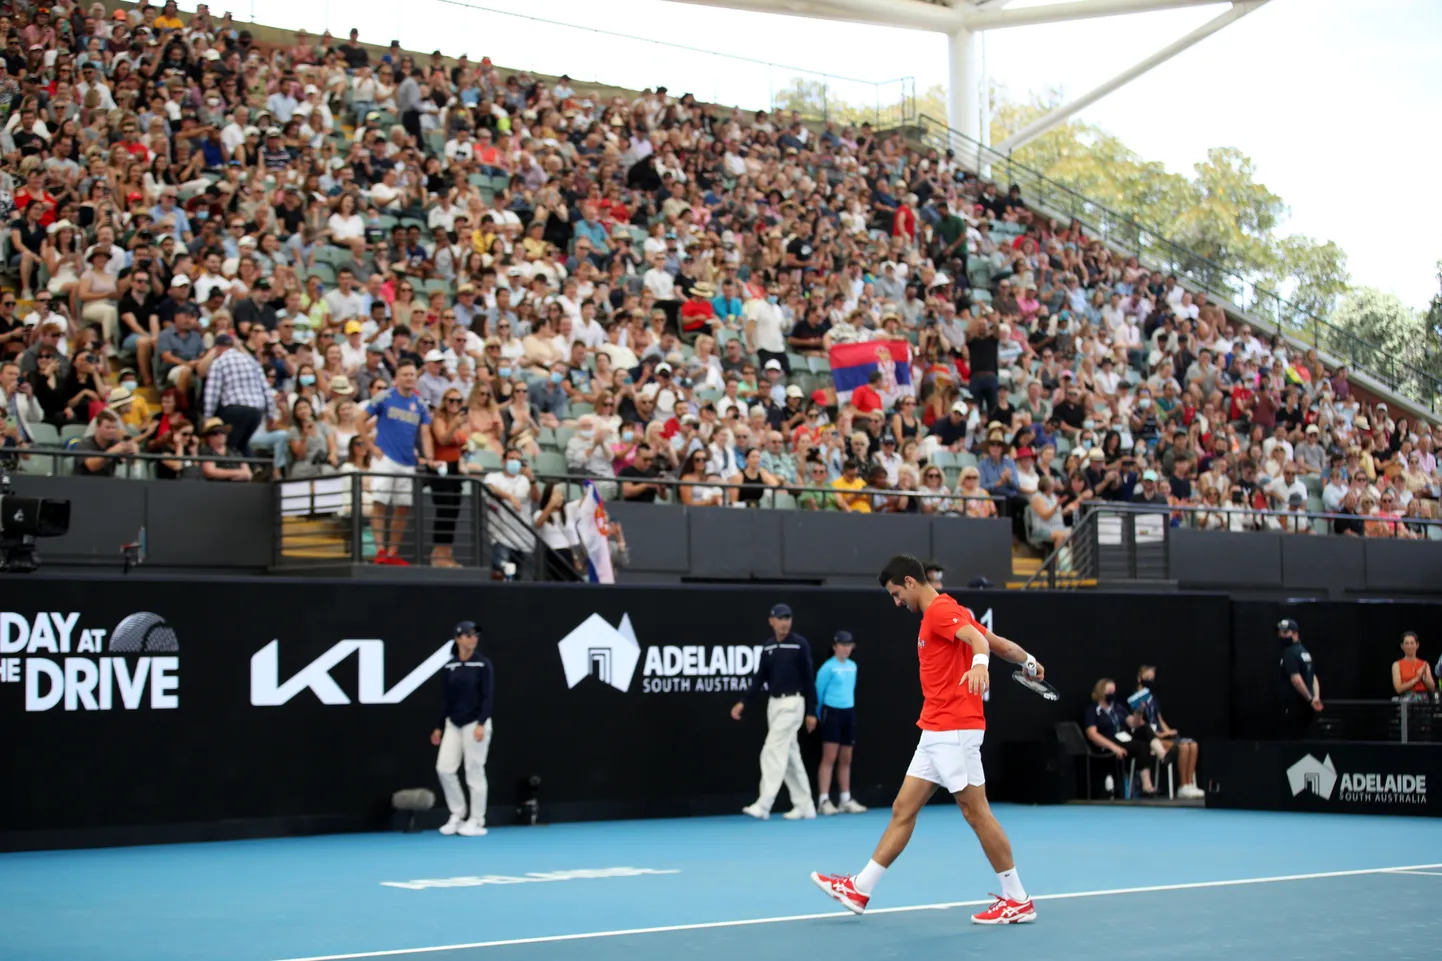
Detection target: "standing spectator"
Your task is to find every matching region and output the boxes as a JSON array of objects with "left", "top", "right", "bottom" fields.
[
  {"left": 731, "top": 603, "right": 818, "bottom": 821},
  {"left": 815, "top": 631, "right": 867, "bottom": 816},
  {"left": 482, "top": 446, "right": 535, "bottom": 578},
  {"left": 1391, "top": 632, "right": 1435, "bottom": 701},
  {"left": 430, "top": 621, "right": 494, "bottom": 838},
  {"left": 363, "top": 359, "right": 437, "bottom": 566},
  {"left": 202, "top": 333, "right": 273, "bottom": 455},
  {"left": 1276, "top": 618, "right": 1322, "bottom": 739},
  {"left": 428, "top": 388, "right": 468, "bottom": 568}
]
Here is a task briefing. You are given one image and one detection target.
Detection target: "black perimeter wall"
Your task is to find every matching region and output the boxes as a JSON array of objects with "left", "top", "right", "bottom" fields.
[{"left": 1, "top": 578, "right": 1437, "bottom": 850}]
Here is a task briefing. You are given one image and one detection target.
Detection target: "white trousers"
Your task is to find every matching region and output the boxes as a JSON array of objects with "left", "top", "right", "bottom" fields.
[
  {"left": 436, "top": 718, "right": 492, "bottom": 824},
  {"left": 757, "top": 695, "right": 813, "bottom": 811}
]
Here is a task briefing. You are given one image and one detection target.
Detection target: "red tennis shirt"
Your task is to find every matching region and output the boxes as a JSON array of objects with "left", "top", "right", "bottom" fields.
[{"left": 916, "top": 593, "right": 985, "bottom": 732}]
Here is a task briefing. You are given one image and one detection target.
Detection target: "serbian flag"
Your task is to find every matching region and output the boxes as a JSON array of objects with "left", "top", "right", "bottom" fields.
[
  {"left": 829, "top": 339, "right": 914, "bottom": 407},
  {"left": 575, "top": 480, "right": 615, "bottom": 584}
]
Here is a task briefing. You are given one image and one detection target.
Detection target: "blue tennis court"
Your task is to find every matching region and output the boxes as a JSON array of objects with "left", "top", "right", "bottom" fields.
[{"left": 2, "top": 805, "right": 1439, "bottom": 961}]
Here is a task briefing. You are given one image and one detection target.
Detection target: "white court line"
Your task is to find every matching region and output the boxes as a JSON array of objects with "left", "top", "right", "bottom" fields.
[
  {"left": 1385, "top": 870, "right": 1442, "bottom": 877},
  {"left": 273, "top": 862, "right": 1442, "bottom": 961}
]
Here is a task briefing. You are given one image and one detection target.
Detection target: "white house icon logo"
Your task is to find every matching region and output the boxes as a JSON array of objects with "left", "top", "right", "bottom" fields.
[
  {"left": 558, "top": 614, "right": 640, "bottom": 692},
  {"left": 1287, "top": 753, "right": 1338, "bottom": 799}
]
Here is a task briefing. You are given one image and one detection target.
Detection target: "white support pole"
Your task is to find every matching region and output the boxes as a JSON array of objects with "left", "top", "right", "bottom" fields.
[
  {"left": 991, "top": 1, "right": 1264, "bottom": 156},
  {"left": 963, "top": 0, "right": 1226, "bottom": 31},
  {"left": 947, "top": 24, "right": 983, "bottom": 168}
]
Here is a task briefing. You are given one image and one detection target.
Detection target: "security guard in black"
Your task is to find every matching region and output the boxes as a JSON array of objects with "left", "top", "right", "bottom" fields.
[
  {"left": 737, "top": 606, "right": 818, "bottom": 718},
  {"left": 1276, "top": 618, "right": 1321, "bottom": 738}
]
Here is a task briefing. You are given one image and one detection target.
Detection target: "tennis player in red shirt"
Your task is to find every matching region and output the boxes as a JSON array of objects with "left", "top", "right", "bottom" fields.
[{"left": 811, "top": 554, "right": 1045, "bottom": 925}]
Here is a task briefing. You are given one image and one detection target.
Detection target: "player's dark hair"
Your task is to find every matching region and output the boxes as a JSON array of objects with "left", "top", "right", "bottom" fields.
[{"left": 877, "top": 554, "right": 925, "bottom": 588}]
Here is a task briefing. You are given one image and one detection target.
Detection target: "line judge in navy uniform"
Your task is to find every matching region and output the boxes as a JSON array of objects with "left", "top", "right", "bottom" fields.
[
  {"left": 1276, "top": 618, "right": 1322, "bottom": 739},
  {"left": 731, "top": 603, "right": 818, "bottom": 820},
  {"left": 430, "top": 621, "right": 494, "bottom": 837}
]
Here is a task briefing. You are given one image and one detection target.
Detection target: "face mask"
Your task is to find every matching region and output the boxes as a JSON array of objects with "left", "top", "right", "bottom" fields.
[
  {"left": 621, "top": 430, "right": 635, "bottom": 443},
  {"left": 1139, "top": 398, "right": 1152, "bottom": 408},
  {"left": 199, "top": 314, "right": 211, "bottom": 329},
  {"left": 578, "top": 428, "right": 593, "bottom": 440},
  {"left": 121, "top": 380, "right": 138, "bottom": 391},
  {"left": 767, "top": 295, "right": 779, "bottom": 305},
  {"left": 299, "top": 374, "right": 316, "bottom": 386},
  {"left": 505, "top": 460, "right": 521, "bottom": 476},
  {"left": 1081, "top": 440, "right": 1093, "bottom": 450},
  {"left": 498, "top": 366, "right": 512, "bottom": 378},
  {"left": 1083, "top": 419, "right": 1095, "bottom": 430},
  {"left": 1111, "top": 422, "right": 1122, "bottom": 431},
  {"left": 549, "top": 372, "right": 563, "bottom": 385}
]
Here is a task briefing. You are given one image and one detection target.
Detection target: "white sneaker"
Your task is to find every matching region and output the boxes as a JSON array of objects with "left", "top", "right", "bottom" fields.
[
  {"left": 457, "top": 819, "right": 488, "bottom": 837},
  {"left": 439, "top": 814, "right": 463, "bottom": 835},
  {"left": 839, "top": 798, "right": 868, "bottom": 814},
  {"left": 819, "top": 798, "right": 839, "bottom": 816},
  {"left": 1178, "top": 784, "right": 1205, "bottom": 799},
  {"left": 742, "top": 802, "right": 770, "bottom": 820},
  {"left": 782, "top": 804, "right": 817, "bottom": 820}
]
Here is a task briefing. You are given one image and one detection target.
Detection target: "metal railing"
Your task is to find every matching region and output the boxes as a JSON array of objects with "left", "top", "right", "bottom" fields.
[
  {"left": 915, "top": 114, "right": 1442, "bottom": 414},
  {"left": 274, "top": 470, "right": 582, "bottom": 580},
  {"left": 1022, "top": 505, "right": 1100, "bottom": 589},
  {"left": 529, "top": 470, "right": 1008, "bottom": 516},
  {"left": 9, "top": 444, "right": 274, "bottom": 479},
  {"left": 1313, "top": 698, "right": 1442, "bottom": 744},
  {"left": 1069, "top": 500, "right": 1442, "bottom": 584}
]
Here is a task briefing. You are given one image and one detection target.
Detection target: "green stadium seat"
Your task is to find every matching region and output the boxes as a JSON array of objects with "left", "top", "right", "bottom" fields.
[
  {"left": 466, "top": 450, "right": 503, "bottom": 472},
  {"left": 27, "top": 423, "right": 59, "bottom": 446},
  {"left": 535, "top": 452, "right": 567, "bottom": 477},
  {"left": 553, "top": 427, "right": 576, "bottom": 451},
  {"left": 806, "top": 354, "right": 831, "bottom": 375},
  {"left": 569, "top": 402, "right": 594, "bottom": 416}
]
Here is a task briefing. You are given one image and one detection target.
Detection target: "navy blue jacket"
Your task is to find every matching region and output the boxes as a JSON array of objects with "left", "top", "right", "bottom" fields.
[
  {"left": 745, "top": 633, "right": 817, "bottom": 716},
  {"left": 438, "top": 644, "right": 494, "bottom": 729}
]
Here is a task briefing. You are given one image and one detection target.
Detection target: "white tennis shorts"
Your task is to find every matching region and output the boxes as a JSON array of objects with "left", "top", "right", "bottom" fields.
[
  {"left": 906, "top": 729, "right": 986, "bottom": 792},
  {"left": 370, "top": 455, "right": 415, "bottom": 507}
]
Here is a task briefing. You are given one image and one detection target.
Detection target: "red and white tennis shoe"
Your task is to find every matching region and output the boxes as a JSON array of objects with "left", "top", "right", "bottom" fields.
[
  {"left": 971, "top": 894, "right": 1036, "bottom": 924},
  {"left": 809, "top": 872, "right": 870, "bottom": 914}
]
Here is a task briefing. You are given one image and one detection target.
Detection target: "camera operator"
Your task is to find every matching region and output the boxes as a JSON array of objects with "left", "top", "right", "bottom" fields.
[{"left": 1276, "top": 618, "right": 1322, "bottom": 738}]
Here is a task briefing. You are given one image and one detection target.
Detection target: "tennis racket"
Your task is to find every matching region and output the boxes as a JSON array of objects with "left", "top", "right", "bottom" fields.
[{"left": 1010, "top": 669, "right": 1060, "bottom": 702}]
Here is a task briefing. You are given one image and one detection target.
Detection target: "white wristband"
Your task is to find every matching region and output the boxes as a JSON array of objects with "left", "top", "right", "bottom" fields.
[
  {"left": 1022, "top": 654, "right": 1038, "bottom": 676},
  {"left": 972, "top": 654, "right": 990, "bottom": 668}
]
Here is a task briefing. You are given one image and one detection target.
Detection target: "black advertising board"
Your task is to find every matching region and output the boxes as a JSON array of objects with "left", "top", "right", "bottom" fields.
[
  {"left": 1205, "top": 740, "right": 1440, "bottom": 817},
  {"left": 0, "top": 578, "right": 1236, "bottom": 849}
]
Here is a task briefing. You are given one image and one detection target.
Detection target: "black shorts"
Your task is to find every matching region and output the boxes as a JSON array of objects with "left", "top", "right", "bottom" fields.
[{"left": 819, "top": 706, "right": 856, "bottom": 746}]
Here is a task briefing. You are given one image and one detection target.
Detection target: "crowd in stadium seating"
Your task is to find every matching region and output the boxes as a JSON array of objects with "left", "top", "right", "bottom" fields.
[{"left": 0, "top": 0, "right": 1439, "bottom": 573}]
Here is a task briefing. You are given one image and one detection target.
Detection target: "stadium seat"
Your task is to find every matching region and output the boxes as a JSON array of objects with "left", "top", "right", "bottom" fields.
[
  {"left": 466, "top": 450, "right": 503, "bottom": 472},
  {"left": 535, "top": 452, "right": 567, "bottom": 477}
]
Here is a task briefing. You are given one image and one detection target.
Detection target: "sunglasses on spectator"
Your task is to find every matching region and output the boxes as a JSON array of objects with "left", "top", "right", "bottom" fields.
[{"left": 445, "top": 396, "right": 462, "bottom": 404}]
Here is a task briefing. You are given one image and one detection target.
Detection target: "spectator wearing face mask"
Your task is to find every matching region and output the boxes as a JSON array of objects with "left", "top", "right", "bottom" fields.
[
  {"left": 1133, "top": 667, "right": 1202, "bottom": 799},
  {"left": 1083, "top": 678, "right": 1161, "bottom": 797},
  {"left": 482, "top": 447, "right": 535, "bottom": 578}
]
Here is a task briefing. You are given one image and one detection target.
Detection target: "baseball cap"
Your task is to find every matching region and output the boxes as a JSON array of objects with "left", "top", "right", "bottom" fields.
[
  {"left": 454, "top": 620, "right": 479, "bottom": 637},
  {"left": 785, "top": 385, "right": 803, "bottom": 399},
  {"left": 344, "top": 319, "right": 363, "bottom": 335},
  {"left": 655, "top": 362, "right": 673, "bottom": 374},
  {"left": 213, "top": 333, "right": 235, "bottom": 347},
  {"left": 1277, "top": 618, "right": 1299, "bottom": 634},
  {"left": 1142, "top": 469, "right": 1158, "bottom": 481},
  {"left": 764, "top": 359, "right": 782, "bottom": 371},
  {"left": 424, "top": 349, "right": 445, "bottom": 362},
  {"left": 833, "top": 630, "right": 855, "bottom": 647},
  {"left": 769, "top": 603, "right": 793, "bottom": 619},
  {"left": 170, "top": 275, "right": 191, "bottom": 288}
]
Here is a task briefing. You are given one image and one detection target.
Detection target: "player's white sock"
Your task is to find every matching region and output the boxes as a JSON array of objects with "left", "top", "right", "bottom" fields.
[
  {"left": 997, "top": 867, "right": 1027, "bottom": 902},
  {"left": 840, "top": 791, "right": 852, "bottom": 804},
  {"left": 854, "top": 859, "right": 886, "bottom": 895}
]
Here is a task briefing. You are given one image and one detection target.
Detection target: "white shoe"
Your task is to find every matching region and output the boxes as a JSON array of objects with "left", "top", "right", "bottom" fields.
[
  {"left": 819, "top": 798, "right": 839, "bottom": 816},
  {"left": 782, "top": 804, "right": 817, "bottom": 820},
  {"left": 1178, "top": 784, "right": 1205, "bottom": 799},
  {"left": 439, "top": 814, "right": 463, "bottom": 835},
  {"left": 742, "top": 802, "right": 770, "bottom": 820},
  {"left": 839, "top": 798, "right": 868, "bottom": 814},
  {"left": 457, "top": 819, "right": 488, "bottom": 836}
]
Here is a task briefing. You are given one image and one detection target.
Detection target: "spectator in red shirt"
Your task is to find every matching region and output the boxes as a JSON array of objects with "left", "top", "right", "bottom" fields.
[
  {"left": 1250, "top": 376, "right": 1278, "bottom": 431},
  {"left": 680, "top": 281, "right": 717, "bottom": 335},
  {"left": 849, "top": 371, "right": 885, "bottom": 417},
  {"left": 13, "top": 168, "right": 57, "bottom": 227},
  {"left": 892, "top": 194, "right": 918, "bottom": 244}
]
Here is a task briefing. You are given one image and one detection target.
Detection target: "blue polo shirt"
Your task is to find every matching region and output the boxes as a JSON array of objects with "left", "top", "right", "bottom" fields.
[
  {"left": 816, "top": 656, "right": 857, "bottom": 710},
  {"left": 364, "top": 387, "right": 430, "bottom": 466}
]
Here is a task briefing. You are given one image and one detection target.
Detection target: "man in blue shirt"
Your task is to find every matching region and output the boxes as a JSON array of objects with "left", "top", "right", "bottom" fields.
[
  {"left": 816, "top": 631, "right": 867, "bottom": 816},
  {"left": 431, "top": 621, "right": 494, "bottom": 837},
  {"left": 362, "top": 359, "right": 437, "bottom": 565},
  {"left": 731, "top": 603, "right": 817, "bottom": 820}
]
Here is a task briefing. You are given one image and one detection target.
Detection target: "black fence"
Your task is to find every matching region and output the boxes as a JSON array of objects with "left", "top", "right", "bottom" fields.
[{"left": 5, "top": 578, "right": 1439, "bottom": 849}]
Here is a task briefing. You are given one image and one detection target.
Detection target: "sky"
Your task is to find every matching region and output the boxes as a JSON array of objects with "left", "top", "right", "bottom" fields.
[{"left": 211, "top": 0, "right": 1440, "bottom": 309}]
